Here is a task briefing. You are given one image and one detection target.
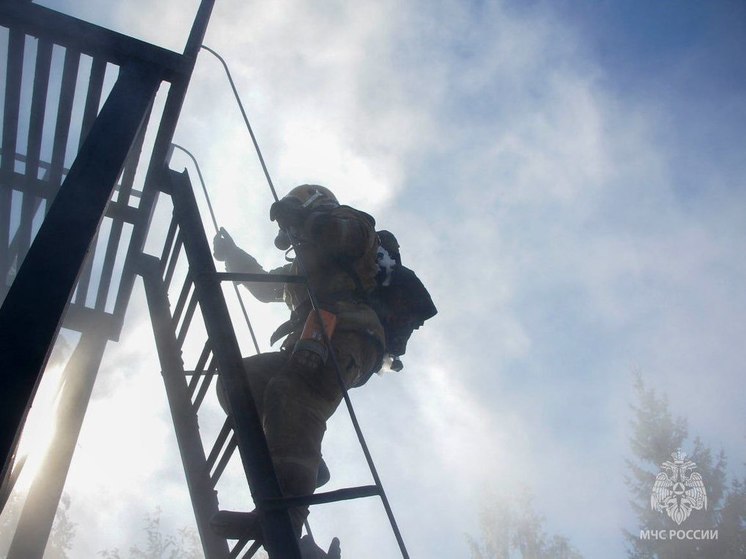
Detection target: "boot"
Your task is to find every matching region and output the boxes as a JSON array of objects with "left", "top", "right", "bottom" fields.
[
  {"left": 210, "top": 510, "right": 262, "bottom": 541},
  {"left": 299, "top": 535, "right": 341, "bottom": 558},
  {"left": 210, "top": 459, "right": 328, "bottom": 541},
  {"left": 327, "top": 537, "right": 341, "bottom": 559}
]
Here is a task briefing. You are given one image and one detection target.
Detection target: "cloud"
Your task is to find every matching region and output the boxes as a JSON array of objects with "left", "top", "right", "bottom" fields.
[{"left": 11, "top": 2, "right": 745, "bottom": 558}]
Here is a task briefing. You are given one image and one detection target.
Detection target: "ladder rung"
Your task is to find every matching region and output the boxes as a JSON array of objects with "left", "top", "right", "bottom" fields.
[
  {"left": 163, "top": 230, "right": 183, "bottom": 288},
  {"left": 210, "top": 433, "right": 238, "bottom": 485},
  {"left": 206, "top": 418, "right": 234, "bottom": 472},
  {"left": 260, "top": 484, "right": 381, "bottom": 511},
  {"left": 192, "top": 367, "right": 215, "bottom": 410},
  {"left": 188, "top": 348, "right": 214, "bottom": 395},
  {"left": 159, "top": 219, "right": 178, "bottom": 275},
  {"left": 194, "top": 339, "right": 213, "bottom": 371},
  {"left": 190, "top": 355, "right": 217, "bottom": 400},
  {"left": 171, "top": 273, "right": 193, "bottom": 327},
  {"left": 182, "top": 369, "right": 218, "bottom": 377},
  {"left": 228, "top": 537, "right": 253, "bottom": 558},
  {"left": 175, "top": 292, "right": 199, "bottom": 347},
  {"left": 239, "top": 540, "right": 262, "bottom": 559},
  {"left": 216, "top": 272, "right": 306, "bottom": 284}
]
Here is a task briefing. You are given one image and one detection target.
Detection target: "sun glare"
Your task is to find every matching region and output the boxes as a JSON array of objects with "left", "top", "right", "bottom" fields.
[
  {"left": 13, "top": 364, "right": 66, "bottom": 490},
  {"left": 62, "top": 326, "right": 172, "bottom": 500}
]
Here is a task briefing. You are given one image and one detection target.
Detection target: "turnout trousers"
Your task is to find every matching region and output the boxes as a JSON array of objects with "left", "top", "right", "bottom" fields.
[{"left": 221, "top": 330, "right": 379, "bottom": 535}]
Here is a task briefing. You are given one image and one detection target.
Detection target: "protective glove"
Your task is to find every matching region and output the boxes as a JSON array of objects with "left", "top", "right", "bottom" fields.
[
  {"left": 269, "top": 197, "right": 307, "bottom": 229},
  {"left": 213, "top": 227, "right": 237, "bottom": 262}
]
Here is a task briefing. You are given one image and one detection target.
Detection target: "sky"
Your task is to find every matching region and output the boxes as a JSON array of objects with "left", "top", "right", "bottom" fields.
[{"left": 3, "top": 1, "right": 746, "bottom": 558}]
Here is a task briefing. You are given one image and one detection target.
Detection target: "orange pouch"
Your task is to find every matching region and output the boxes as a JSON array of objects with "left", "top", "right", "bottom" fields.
[{"left": 299, "top": 309, "right": 337, "bottom": 343}]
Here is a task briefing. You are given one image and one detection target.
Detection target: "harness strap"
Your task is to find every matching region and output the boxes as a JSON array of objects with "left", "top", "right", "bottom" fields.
[{"left": 268, "top": 291, "right": 355, "bottom": 346}]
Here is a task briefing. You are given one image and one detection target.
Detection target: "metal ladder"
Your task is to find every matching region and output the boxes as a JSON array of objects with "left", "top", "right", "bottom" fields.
[{"left": 139, "top": 168, "right": 403, "bottom": 558}]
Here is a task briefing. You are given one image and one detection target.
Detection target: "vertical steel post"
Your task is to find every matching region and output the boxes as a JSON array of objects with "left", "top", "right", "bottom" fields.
[
  {"left": 7, "top": 332, "right": 108, "bottom": 559},
  {"left": 114, "top": 0, "right": 216, "bottom": 328},
  {"left": 167, "top": 169, "right": 302, "bottom": 559},
  {"left": 0, "top": 61, "right": 161, "bottom": 500}
]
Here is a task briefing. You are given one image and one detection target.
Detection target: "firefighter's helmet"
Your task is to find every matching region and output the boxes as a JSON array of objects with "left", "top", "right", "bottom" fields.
[{"left": 284, "top": 184, "right": 339, "bottom": 209}]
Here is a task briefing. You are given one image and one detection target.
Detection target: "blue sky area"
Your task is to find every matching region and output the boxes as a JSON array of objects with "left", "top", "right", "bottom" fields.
[{"left": 2, "top": 1, "right": 745, "bottom": 558}]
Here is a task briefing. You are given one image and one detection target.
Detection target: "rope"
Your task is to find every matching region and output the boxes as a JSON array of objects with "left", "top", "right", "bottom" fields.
[{"left": 199, "top": 45, "right": 410, "bottom": 558}]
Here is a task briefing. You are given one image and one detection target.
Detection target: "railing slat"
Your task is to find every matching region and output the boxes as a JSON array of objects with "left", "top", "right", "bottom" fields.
[
  {"left": 94, "top": 219, "right": 123, "bottom": 311},
  {"left": 78, "top": 56, "right": 106, "bottom": 150},
  {"left": 25, "top": 38, "right": 53, "bottom": 181},
  {"left": 1, "top": 29, "right": 24, "bottom": 284},
  {"left": 48, "top": 47, "right": 80, "bottom": 189},
  {"left": 1, "top": 28, "right": 23, "bottom": 175}
]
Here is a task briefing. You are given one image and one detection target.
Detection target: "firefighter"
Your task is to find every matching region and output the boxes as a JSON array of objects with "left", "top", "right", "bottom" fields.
[{"left": 210, "top": 185, "right": 384, "bottom": 548}]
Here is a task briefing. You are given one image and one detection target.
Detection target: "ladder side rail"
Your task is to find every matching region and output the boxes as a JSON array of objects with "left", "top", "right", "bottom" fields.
[
  {"left": 167, "top": 167, "right": 301, "bottom": 559},
  {"left": 140, "top": 253, "right": 231, "bottom": 559},
  {"left": 143, "top": 207, "right": 240, "bottom": 558}
]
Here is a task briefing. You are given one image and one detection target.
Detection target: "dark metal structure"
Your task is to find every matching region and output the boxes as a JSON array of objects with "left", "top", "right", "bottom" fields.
[
  {"left": 0, "top": 3, "right": 408, "bottom": 558},
  {"left": 0, "top": 2, "right": 265, "bottom": 557},
  {"left": 0, "top": 5, "right": 175, "bottom": 539}
]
